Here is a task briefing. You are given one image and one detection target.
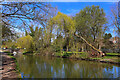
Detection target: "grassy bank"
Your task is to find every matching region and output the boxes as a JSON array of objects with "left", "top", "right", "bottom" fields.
[
  {"left": 23, "top": 51, "right": 34, "bottom": 55},
  {"left": 21, "top": 50, "right": 120, "bottom": 64},
  {"left": 106, "top": 53, "right": 120, "bottom": 56},
  {"left": 54, "top": 51, "right": 120, "bottom": 64}
]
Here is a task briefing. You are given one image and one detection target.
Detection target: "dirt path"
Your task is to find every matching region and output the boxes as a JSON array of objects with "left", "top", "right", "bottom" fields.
[{"left": 0, "top": 53, "right": 20, "bottom": 79}]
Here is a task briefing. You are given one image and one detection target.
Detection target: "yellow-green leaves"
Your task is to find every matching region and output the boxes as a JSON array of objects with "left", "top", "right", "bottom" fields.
[
  {"left": 51, "top": 12, "right": 75, "bottom": 35},
  {"left": 16, "top": 35, "right": 34, "bottom": 52}
]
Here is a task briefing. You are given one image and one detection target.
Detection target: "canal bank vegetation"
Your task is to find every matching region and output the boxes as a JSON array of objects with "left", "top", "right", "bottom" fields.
[{"left": 1, "top": 3, "right": 120, "bottom": 64}]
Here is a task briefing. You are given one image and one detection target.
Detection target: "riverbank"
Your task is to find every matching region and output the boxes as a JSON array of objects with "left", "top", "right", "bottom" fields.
[
  {"left": 53, "top": 52, "right": 120, "bottom": 65},
  {"left": 22, "top": 51, "right": 120, "bottom": 65},
  {"left": 53, "top": 55, "right": 120, "bottom": 65},
  {"left": 1, "top": 52, "right": 21, "bottom": 79}
]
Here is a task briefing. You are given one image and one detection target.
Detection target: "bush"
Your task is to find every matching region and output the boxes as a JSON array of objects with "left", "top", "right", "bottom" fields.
[
  {"left": 54, "top": 46, "right": 61, "bottom": 52},
  {"left": 62, "top": 52, "right": 71, "bottom": 57},
  {"left": 16, "top": 35, "right": 34, "bottom": 52}
]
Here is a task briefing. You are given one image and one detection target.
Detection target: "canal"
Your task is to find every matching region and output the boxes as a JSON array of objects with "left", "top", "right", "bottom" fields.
[{"left": 16, "top": 55, "right": 120, "bottom": 78}]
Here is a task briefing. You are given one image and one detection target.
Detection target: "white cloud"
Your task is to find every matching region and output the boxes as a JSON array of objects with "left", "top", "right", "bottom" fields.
[
  {"left": 66, "top": 9, "right": 80, "bottom": 16},
  {"left": 67, "top": 9, "right": 79, "bottom": 13}
]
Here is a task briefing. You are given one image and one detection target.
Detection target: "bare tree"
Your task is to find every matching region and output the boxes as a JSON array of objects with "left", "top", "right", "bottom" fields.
[
  {"left": 1, "top": 2, "right": 53, "bottom": 30},
  {"left": 110, "top": 2, "right": 120, "bottom": 52},
  {"left": 110, "top": 2, "right": 120, "bottom": 34}
]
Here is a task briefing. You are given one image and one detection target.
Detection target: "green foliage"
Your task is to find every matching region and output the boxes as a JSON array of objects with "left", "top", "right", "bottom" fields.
[
  {"left": 25, "top": 30, "right": 28, "bottom": 36},
  {"left": 3, "top": 5, "right": 111, "bottom": 57},
  {"left": 52, "top": 12, "right": 75, "bottom": 34},
  {"left": 52, "top": 34, "right": 65, "bottom": 52},
  {"left": 11, "top": 45, "right": 17, "bottom": 49},
  {"left": 79, "top": 53, "right": 89, "bottom": 58},
  {"left": 74, "top": 5, "right": 107, "bottom": 50},
  {"left": 102, "top": 33, "right": 113, "bottom": 49},
  {"left": 2, "top": 40, "right": 17, "bottom": 49},
  {"left": 54, "top": 45, "right": 61, "bottom": 52},
  {"left": 75, "top": 5, "right": 107, "bottom": 37},
  {"left": 28, "top": 25, "right": 43, "bottom": 52},
  {"left": 62, "top": 52, "right": 71, "bottom": 57},
  {"left": 38, "top": 45, "right": 55, "bottom": 56},
  {"left": 106, "top": 53, "right": 119, "bottom": 56},
  {"left": 50, "top": 12, "right": 76, "bottom": 52},
  {"left": 16, "top": 35, "right": 34, "bottom": 52},
  {"left": 55, "top": 52, "right": 62, "bottom": 56},
  {"left": 8, "top": 54, "right": 21, "bottom": 73},
  {"left": 2, "top": 24, "right": 15, "bottom": 40},
  {"left": 29, "top": 25, "right": 35, "bottom": 37},
  {"left": 104, "top": 33, "right": 112, "bottom": 39}
]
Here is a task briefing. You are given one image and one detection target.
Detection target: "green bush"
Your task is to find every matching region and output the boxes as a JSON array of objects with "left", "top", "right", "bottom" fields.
[
  {"left": 63, "top": 52, "right": 71, "bottom": 57},
  {"left": 16, "top": 35, "right": 34, "bottom": 52}
]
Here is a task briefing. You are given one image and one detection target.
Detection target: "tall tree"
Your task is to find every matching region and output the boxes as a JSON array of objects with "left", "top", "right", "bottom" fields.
[
  {"left": 51, "top": 12, "right": 75, "bottom": 51},
  {"left": 2, "top": 24, "right": 15, "bottom": 40},
  {"left": 74, "top": 5, "right": 107, "bottom": 56},
  {"left": 110, "top": 2, "right": 120, "bottom": 52},
  {"left": 28, "top": 25, "right": 43, "bottom": 51},
  {"left": 103, "top": 33, "right": 113, "bottom": 50},
  {"left": 45, "top": 7, "right": 58, "bottom": 45},
  {"left": 111, "top": 2, "right": 120, "bottom": 34}
]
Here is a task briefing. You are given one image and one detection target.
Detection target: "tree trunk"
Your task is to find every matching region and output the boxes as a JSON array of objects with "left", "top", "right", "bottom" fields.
[
  {"left": 99, "top": 43, "right": 101, "bottom": 50},
  {"left": 82, "top": 46, "right": 84, "bottom": 52},
  {"left": 74, "top": 33, "right": 102, "bottom": 54},
  {"left": 66, "top": 46, "right": 68, "bottom": 52}
]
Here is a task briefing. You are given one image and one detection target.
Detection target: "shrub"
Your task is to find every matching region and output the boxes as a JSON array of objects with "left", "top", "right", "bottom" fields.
[{"left": 16, "top": 35, "right": 34, "bottom": 52}]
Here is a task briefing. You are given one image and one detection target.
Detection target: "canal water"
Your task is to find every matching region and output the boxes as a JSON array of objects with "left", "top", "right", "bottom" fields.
[{"left": 16, "top": 55, "right": 120, "bottom": 78}]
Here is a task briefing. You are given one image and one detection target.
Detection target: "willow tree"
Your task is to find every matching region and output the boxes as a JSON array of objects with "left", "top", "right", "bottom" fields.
[
  {"left": 50, "top": 12, "right": 75, "bottom": 51},
  {"left": 74, "top": 5, "right": 107, "bottom": 56}
]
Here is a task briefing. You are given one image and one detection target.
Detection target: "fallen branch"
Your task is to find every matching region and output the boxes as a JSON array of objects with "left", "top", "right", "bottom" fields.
[{"left": 74, "top": 33, "right": 104, "bottom": 56}]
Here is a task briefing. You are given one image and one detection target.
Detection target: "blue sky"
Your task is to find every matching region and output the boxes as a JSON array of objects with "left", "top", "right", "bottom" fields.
[
  {"left": 50, "top": 2, "right": 115, "bottom": 15},
  {"left": 51, "top": 0, "right": 119, "bottom": 2},
  {"left": 50, "top": 2, "right": 118, "bottom": 37}
]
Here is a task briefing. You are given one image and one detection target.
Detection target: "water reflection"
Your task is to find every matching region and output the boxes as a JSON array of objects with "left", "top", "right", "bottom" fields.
[{"left": 16, "top": 55, "right": 120, "bottom": 78}]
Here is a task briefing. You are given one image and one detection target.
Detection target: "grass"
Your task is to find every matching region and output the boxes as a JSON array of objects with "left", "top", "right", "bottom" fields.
[
  {"left": 7, "top": 54, "right": 20, "bottom": 72},
  {"left": 3, "top": 51, "right": 11, "bottom": 53},
  {"left": 62, "top": 51, "right": 86, "bottom": 54},
  {"left": 55, "top": 51, "right": 87, "bottom": 57},
  {"left": 106, "top": 53, "right": 120, "bottom": 56},
  {"left": 55, "top": 51, "right": 119, "bottom": 63},
  {"left": 12, "top": 57, "right": 21, "bottom": 78},
  {"left": 89, "top": 55, "right": 119, "bottom": 62},
  {"left": 55, "top": 52, "right": 63, "bottom": 56},
  {"left": 23, "top": 51, "right": 33, "bottom": 55},
  {"left": 7, "top": 52, "right": 13, "bottom": 56},
  {"left": 79, "top": 53, "right": 89, "bottom": 58},
  {"left": 104, "top": 56, "right": 115, "bottom": 59}
]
